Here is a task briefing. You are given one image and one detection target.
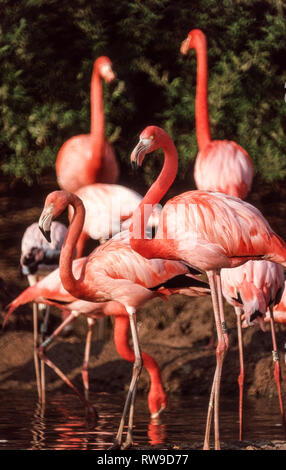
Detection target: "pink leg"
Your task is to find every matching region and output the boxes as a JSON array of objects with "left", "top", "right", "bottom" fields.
[
  {"left": 82, "top": 317, "right": 95, "bottom": 400},
  {"left": 269, "top": 305, "right": 286, "bottom": 432},
  {"left": 216, "top": 273, "right": 229, "bottom": 350},
  {"left": 37, "top": 311, "right": 96, "bottom": 420},
  {"left": 39, "top": 305, "right": 50, "bottom": 405},
  {"left": 110, "top": 308, "right": 142, "bottom": 450},
  {"left": 204, "top": 368, "right": 216, "bottom": 449},
  {"left": 204, "top": 270, "right": 228, "bottom": 450},
  {"left": 235, "top": 306, "right": 244, "bottom": 441},
  {"left": 28, "top": 275, "right": 42, "bottom": 400},
  {"left": 32, "top": 302, "right": 42, "bottom": 400},
  {"left": 214, "top": 272, "right": 229, "bottom": 449}
]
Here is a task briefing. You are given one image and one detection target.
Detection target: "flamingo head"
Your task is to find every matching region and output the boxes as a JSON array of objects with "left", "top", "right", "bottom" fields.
[
  {"left": 95, "top": 56, "right": 115, "bottom": 83},
  {"left": 38, "top": 190, "right": 72, "bottom": 242},
  {"left": 180, "top": 29, "right": 206, "bottom": 54},
  {"left": 148, "top": 384, "right": 168, "bottom": 419},
  {"left": 130, "top": 126, "right": 169, "bottom": 169}
]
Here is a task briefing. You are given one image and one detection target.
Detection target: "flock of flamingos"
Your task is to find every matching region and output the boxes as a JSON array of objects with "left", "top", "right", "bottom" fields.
[{"left": 3, "top": 28, "right": 286, "bottom": 450}]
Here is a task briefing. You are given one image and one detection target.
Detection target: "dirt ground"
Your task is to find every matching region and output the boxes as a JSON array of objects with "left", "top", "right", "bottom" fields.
[{"left": 0, "top": 168, "right": 286, "bottom": 451}]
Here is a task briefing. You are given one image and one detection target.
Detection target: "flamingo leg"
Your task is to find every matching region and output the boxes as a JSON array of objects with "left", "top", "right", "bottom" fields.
[
  {"left": 111, "top": 308, "right": 142, "bottom": 450},
  {"left": 203, "top": 368, "right": 217, "bottom": 448},
  {"left": 269, "top": 305, "right": 286, "bottom": 432},
  {"left": 28, "top": 274, "right": 42, "bottom": 400},
  {"left": 32, "top": 302, "right": 41, "bottom": 400},
  {"left": 82, "top": 317, "right": 95, "bottom": 401},
  {"left": 235, "top": 306, "right": 244, "bottom": 441},
  {"left": 37, "top": 311, "right": 96, "bottom": 419},
  {"left": 216, "top": 273, "right": 229, "bottom": 351},
  {"left": 204, "top": 270, "right": 227, "bottom": 450},
  {"left": 40, "top": 305, "right": 51, "bottom": 338},
  {"left": 214, "top": 272, "right": 229, "bottom": 447},
  {"left": 39, "top": 305, "right": 50, "bottom": 404}
]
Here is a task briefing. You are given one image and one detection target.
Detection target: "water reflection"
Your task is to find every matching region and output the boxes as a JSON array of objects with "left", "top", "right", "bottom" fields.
[
  {"left": 30, "top": 401, "right": 45, "bottom": 450},
  {"left": 148, "top": 420, "right": 167, "bottom": 445},
  {"left": 0, "top": 390, "right": 284, "bottom": 450}
]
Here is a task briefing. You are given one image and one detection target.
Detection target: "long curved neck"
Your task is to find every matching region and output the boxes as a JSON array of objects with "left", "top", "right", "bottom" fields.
[
  {"left": 194, "top": 36, "right": 211, "bottom": 150},
  {"left": 114, "top": 315, "right": 163, "bottom": 386},
  {"left": 90, "top": 66, "right": 104, "bottom": 179},
  {"left": 130, "top": 136, "right": 178, "bottom": 258},
  {"left": 59, "top": 194, "right": 85, "bottom": 295}
]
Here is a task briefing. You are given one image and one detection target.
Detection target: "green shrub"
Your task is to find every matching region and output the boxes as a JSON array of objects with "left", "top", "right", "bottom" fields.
[{"left": 1, "top": 0, "right": 285, "bottom": 185}]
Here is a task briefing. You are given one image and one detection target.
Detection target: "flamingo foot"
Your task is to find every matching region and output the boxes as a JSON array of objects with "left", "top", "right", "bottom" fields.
[
  {"left": 121, "top": 439, "right": 133, "bottom": 450},
  {"left": 108, "top": 439, "right": 122, "bottom": 450}
]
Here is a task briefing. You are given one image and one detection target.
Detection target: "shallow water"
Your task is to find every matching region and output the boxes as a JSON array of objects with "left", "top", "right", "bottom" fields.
[{"left": 0, "top": 390, "right": 284, "bottom": 450}]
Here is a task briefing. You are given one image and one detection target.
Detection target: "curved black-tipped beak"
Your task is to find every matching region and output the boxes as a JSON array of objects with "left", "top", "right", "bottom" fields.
[
  {"left": 130, "top": 138, "right": 151, "bottom": 171},
  {"left": 39, "top": 226, "right": 51, "bottom": 243},
  {"left": 131, "top": 160, "right": 139, "bottom": 173},
  {"left": 38, "top": 203, "right": 53, "bottom": 243}
]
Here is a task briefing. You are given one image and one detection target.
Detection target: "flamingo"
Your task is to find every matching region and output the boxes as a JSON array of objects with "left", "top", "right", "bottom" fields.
[
  {"left": 180, "top": 29, "right": 254, "bottom": 199},
  {"left": 3, "top": 269, "right": 169, "bottom": 418},
  {"left": 36, "top": 190, "right": 210, "bottom": 448},
  {"left": 67, "top": 184, "right": 161, "bottom": 356},
  {"left": 220, "top": 260, "right": 285, "bottom": 439},
  {"left": 20, "top": 221, "right": 67, "bottom": 398},
  {"left": 56, "top": 56, "right": 119, "bottom": 193},
  {"left": 128, "top": 125, "right": 286, "bottom": 450},
  {"left": 4, "top": 250, "right": 202, "bottom": 410},
  {"left": 70, "top": 183, "right": 161, "bottom": 258}
]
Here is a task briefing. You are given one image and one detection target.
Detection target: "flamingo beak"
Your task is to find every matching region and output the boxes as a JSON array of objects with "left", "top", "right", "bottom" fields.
[
  {"left": 180, "top": 35, "right": 191, "bottom": 55},
  {"left": 105, "top": 69, "right": 115, "bottom": 83},
  {"left": 38, "top": 203, "right": 54, "bottom": 243},
  {"left": 102, "top": 64, "right": 115, "bottom": 83},
  {"left": 130, "top": 138, "right": 152, "bottom": 170}
]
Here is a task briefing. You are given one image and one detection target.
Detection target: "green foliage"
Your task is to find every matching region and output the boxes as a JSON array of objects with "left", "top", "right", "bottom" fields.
[{"left": 1, "top": 0, "right": 285, "bottom": 185}]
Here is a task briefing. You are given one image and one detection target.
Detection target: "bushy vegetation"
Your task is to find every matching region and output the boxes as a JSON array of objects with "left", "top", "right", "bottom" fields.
[{"left": 1, "top": 0, "right": 285, "bottom": 185}]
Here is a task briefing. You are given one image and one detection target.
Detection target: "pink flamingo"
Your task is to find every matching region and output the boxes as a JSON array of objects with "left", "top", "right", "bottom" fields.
[
  {"left": 67, "top": 183, "right": 161, "bottom": 361},
  {"left": 20, "top": 221, "right": 67, "bottom": 398},
  {"left": 70, "top": 183, "right": 161, "bottom": 258},
  {"left": 3, "top": 267, "right": 169, "bottom": 417},
  {"left": 181, "top": 29, "right": 254, "bottom": 199},
  {"left": 221, "top": 260, "right": 285, "bottom": 439},
  {"left": 36, "top": 191, "right": 209, "bottom": 447},
  {"left": 4, "top": 251, "right": 204, "bottom": 410},
  {"left": 128, "top": 125, "right": 286, "bottom": 450},
  {"left": 56, "top": 56, "right": 119, "bottom": 193}
]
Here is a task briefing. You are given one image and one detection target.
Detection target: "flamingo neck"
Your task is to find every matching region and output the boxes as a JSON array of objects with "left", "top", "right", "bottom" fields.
[
  {"left": 90, "top": 66, "right": 105, "bottom": 180},
  {"left": 59, "top": 193, "right": 85, "bottom": 296},
  {"left": 113, "top": 315, "right": 164, "bottom": 398},
  {"left": 193, "top": 36, "right": 211, "bottom": 150},
  {"left": 130, "top": 136, "right": 178, "bottom": 259}
]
